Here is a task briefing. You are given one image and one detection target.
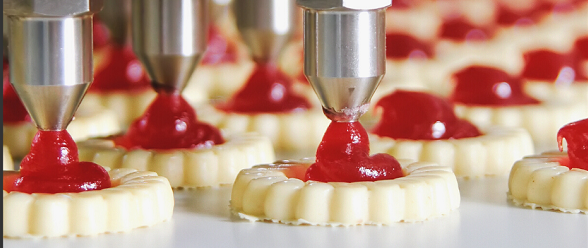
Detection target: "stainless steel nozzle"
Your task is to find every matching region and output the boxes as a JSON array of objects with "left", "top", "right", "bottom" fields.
[
  {"left": 232, "top": 0, "right": 297, "bottom": 63},
  {"left": 4, "top": 0, "right": 102, "bottom": 131},
  {"left": 132, "top": 0, "right": 209, "bottom": 94},
  {"left": 297, "top": 0, "right": 391, "bottom": 122},
  {"left": 98, "top": 0, "right": 131, "bottom": 46}
]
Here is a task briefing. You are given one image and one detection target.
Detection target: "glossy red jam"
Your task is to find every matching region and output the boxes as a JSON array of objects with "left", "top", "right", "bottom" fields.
[
  {"left": 305, "top": 121, "right": 404, "bottom": 183},
  {"left": 373, "top": 90, "right": 481, "bottom": 140},
  {"left": 451, "top": 66, "right": 541, "bottom": 106},
  {"left": 557, "top": 118, "right": 588, "bottom": 171},
  {"left": 201, "top": 25, "right": 238, "bottom": 65},
  {"left": 440, "top": 18, "right": 492, "bottom": 42},
  {"left": 3, "top": 63, "right": 30, "bottom": 124},
  {"left": 496, "top": 2, "right": 554, "bottom": 26},
  {"left": 114, "top": 93, "right": 224, "bottom": 150},
  {"left": 386, "top": 33, "right": 433, "bottom": 59},
  {"left": 4, "top": 130, "right": 111, "bottom": 194},
  {"left": 522, "top": 49, "right": 585, "bottom": 81},
  {"left": 216, "top": 63, "right": 311, "bottom": 113},
  {"left": 89, "top": 46, "right": 151, "bottom": 93},
  {"left": 575, "top": 37, "right": 588, "bottom": 60}
]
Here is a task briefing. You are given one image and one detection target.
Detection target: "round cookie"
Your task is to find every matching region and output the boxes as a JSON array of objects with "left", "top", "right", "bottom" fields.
[
  {"left": 508, "top": 151, "right": 588, "bottom": 214},
  {"left": 197, "top": 104, "right": 329, "bottom": 154},
  {"left": 230, "top": 158, "right": 460, "bottom": 226},
  {"left": 78, "top": 133, "right": 275, "bottom": 188},
  {"left": 3, "top": 168, "right": 174, "bottom": 238},
  {"left": 370, "top": 126, "right": 534, "bottom": 178}
]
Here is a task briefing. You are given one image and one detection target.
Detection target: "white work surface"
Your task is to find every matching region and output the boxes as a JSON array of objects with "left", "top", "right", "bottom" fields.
[{"left": 3, "top": 176, "right": 587, "bottom": 248}]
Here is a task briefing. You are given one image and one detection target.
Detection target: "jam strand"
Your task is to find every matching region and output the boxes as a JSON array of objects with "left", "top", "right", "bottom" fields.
[
  {"left": 373, "top": 90, "right": 481, "bottom": 140},
  {"left": 114, "top": 93, "right": 224, "bottom": 150},
  {"left": 557, "top": 118, "right": 588, "bottom": 171},
  {"left": 217, "top": 63, "right": 311, "bottom": 114},
  {"left": 451, "top": 66, "right": 540, "bottom": 106},
  {"left": 440, "top": 18, "right": 492, "bottom": 42},
  {"left": 90, "top": 45, "right": 151, "bottom": 93},
  {"left": 5, "top": 130, "right": 111, "bottom": 194},
  {"left": 306, "top": 121, "right": 403, "bottom": 182}
]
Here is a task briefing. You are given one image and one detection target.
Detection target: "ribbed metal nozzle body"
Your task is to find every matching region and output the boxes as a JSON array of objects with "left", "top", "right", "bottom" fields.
[
  {"left": 5, "top": 6, "right": 98, "bottom": 130},
  {"left": 132, "top": 0, "right": 209, "bottom": 94},
  {"left": 299, "top": 6, "right": 388, "bottom": 122}
]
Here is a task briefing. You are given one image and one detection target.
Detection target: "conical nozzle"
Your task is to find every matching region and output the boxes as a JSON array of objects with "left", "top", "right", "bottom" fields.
[
  {"left": 4, "top": 0, "right": 102, "bottom": 130},
  {"left": 132, "top": 0, "right": 209, "bottom": 94},
  {"left": 297, "top": 1, "right": 390, "bottom": 122},
  {"left": 232, "top": 0, "right": 297, "bottom": 63}
]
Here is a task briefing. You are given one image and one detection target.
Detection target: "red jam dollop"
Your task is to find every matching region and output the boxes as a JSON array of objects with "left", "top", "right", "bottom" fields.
[
  {"left": 216, "top": 63, "right": 311, "bottom": 113},
  {"left": 450, "top": 66, "right": 540, "bottom": 106},
  {"left": 557, "top": 118, "right": 588, "bottom": 171},
  {"left": 305, "top": 121, "right": 404, "bottom": 183},
  {"left": 3, "top": 63, "right": 30, "bottom": 124},
  {"left": 522, "top": 49, "right": 585, "bottom": 81},
  {"left": 89, "top": 46, "right": 151, "bottom": 93},
  {"left": 201, "top": 25, "right": 238, "bottom": 65},
  {"left": 373, "top": 90, "right": 481, "bottom": 140},
  {"left": 440, "top": 18, "right": 492, "bottom": 42},
  {"left": 93, "top": 18, "right": 111, "bottom": 51},
  {"left": 385, "top": 33, "right": 434, "bottom": 59},
  {"left": 575, "top": 37, "right": 588, "bottom": 60},
  {"left": 114, "top": 93, "right": 224, "bottom": 150},
  {"left": 4, "top": 130, "right": 111, "bottom": 194}
]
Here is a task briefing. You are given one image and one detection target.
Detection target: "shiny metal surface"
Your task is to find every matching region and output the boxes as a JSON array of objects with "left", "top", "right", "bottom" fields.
[
  {"left": 4, "top": 0, "right": 101, "bottom": 130},
  {"left": 300, "top": 6, "right": 388, "bottom": 122},
  {"left": 232, "top": 0, "right": 297, "bottom": 63},
  {"left": 297, "top": 0, "right": 391, "bottom": 10},
  {"left": 98, "top": 0, "right": 131, "bottom": 46},
  {"left": 132, "top": 0, "right": 208, "bottom": 94}
]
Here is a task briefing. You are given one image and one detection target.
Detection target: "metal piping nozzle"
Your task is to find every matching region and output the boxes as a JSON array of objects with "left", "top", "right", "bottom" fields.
[
  {"left": 297, "top": 0, "right": 391, "bottom": 122},
  {"left": 4, "top": 0, "right": 102, "bottom": 131},
  {"left": 232, "top": 0, "right": 297, "bottom": 64},
  {"left": 132, "top": 0, "right": 209, "bottom": 94}
]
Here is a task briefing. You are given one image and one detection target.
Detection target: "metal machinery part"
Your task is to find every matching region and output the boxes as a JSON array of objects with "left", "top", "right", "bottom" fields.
[
  {"left": 297, "top": 0, "right": 392, "bottom": 122},
  {"left": 3, "top": 0, "right": 103, "bottom": 130}
]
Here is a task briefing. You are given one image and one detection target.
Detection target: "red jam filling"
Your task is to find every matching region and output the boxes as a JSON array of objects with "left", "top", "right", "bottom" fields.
[
  {"left": 385, "top": 33, "right": 433, "bottom": 59},
  {"left": 201, "top": 25, "right": 238, "bottom": 65},
  {"left": 93, "top": 17, "right": 111, "bottom": 51},
  {"left": 114, "top": 93, "right": 224, "bottom": 150},
  {"left": 373, "top": 90, "right": 481, "bottom": 140},
  {"left": 216, "top": 63, "right": 311, "bottom": 114},
  {"left": 496, "top": 2, "right": 553, "bottom": 26},
  {"left": 3, "top": 63, "right": 30, "bottom": 124},
  {"left": 439, "top": 18, "right": 493, "bottom": 42},
  {"left": 575, "top": 37, "right": 588, "bottom": 60},
  {"left": 3, "top": 130, "right": 111, "bottom": 194},
  {"left": 305, "top": 121, "right": 404, "bottom": 183},
  {"left": 557, "top": 118, "right": 588, "bottom": 171},
  {"left": 450, "top": 66, "right": 541, "bottom": 106},
  {"left": 89, "top": 46, "right": 151, "bottom": 93},
  {"left": 522, "top": 49, "right": 586, "bottom": 82}
]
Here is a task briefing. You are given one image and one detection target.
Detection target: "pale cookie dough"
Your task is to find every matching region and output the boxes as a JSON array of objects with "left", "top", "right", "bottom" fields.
[
  {"left": 3, "top": 105, "right": 121, "bottom": 159},
  {"left": 185, "top": 59, "right": 255, "bottom": 102},
  {"left": 370, "top": 126, "right": 535, "bottom": 178},
  {"left": 197, "top": 104, "right": 330, "bottom": 154},
  {"left": 508, "top": 151, "right": 588, "bottom": 214},
  {"left": 78, "top": 133, "right": 275, "bottom": 188},
  {"left": 524, "top": 81, "right": 588, "bottom": 113},
  {"left": 3, "top": 168, "right": 175, "bottom": 238},
  {"left": 3, "top": 145, "right": 13, "bottom": 170},
  {"left": 230, "top": 158, "right": 460, "bottom": 226},
  {"left": 454, "top": 100, "right": 587, "bottom": 147},
  {"left": 82, "top": 89, "right": 157, "bottom": 129}
]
